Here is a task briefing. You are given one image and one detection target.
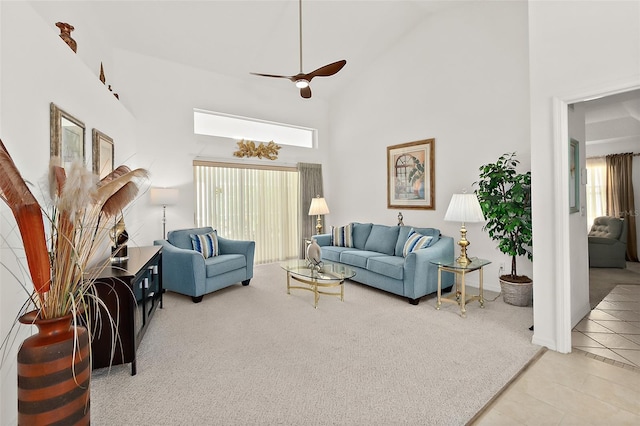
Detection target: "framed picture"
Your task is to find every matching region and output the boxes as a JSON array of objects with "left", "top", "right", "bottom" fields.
[
  {"left": 387, "top": 138, "right": 435, "bottom": 210},
  {"left": 50, "top": 103, "right": 85, "bottom": 170},
  {"left": 92, "top": 129, "right": 114, "bottom": 179},
  {"left": 569, "top": 138, "right": 579, "bottom": 213}
]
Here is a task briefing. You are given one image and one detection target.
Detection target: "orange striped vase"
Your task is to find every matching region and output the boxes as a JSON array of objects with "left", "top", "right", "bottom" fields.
[{"left": 17, "top": 311, "right": 90, "bottom": 425}]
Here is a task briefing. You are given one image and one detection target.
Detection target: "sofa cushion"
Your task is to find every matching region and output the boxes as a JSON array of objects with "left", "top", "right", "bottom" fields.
[
  {"left": 367, "top": 256, "right": 404, "bottom": 280},
  {"left": 340, "top": 250, "right": 385, "bottom": 269},
  {"left": 352, "top": 222, "right": 373, "bottom": 250},
  {"left": 321, "top": 246, "right": 352, "bottom": 263},
  {"left": 331, "top": 224, "right": 354, "bottom": 247},
  {"left": 402, "top": 229, "right": 434, "bottom": 257},
  {"left": 395, "top": 226, "right": 441, "bottom": 256},
  {"left": 205, "top": 254, "right": 246, "bottom": 277},
  {"left": 168, "top": 226, "right": 214, "bottom": 250},
  {"left": 191, "top": 231, "right": 219, "bottom": 258},
  {"left": 364, "top": 225, "right": 400, "bottom": 255}
]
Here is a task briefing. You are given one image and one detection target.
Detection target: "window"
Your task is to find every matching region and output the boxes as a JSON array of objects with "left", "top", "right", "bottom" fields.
[
  {"left": 586, "top": 157, "right": 606, "bottom": 230},
  {"left": 193, "top": 161, "right": 300, "bottom": 264},
  {"left": 193, "top": 109, "right": 315, "bottom": 148}
]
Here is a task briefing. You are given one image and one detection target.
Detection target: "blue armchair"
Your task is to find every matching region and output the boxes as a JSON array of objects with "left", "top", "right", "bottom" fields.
[{"left": 154, "top": 227, "right": 255, "bottom": 303}]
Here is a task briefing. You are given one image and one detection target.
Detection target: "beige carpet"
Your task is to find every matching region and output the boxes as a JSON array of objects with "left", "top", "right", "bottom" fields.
[{"left": 91, "top": 263, "right": 539, "bottom": 425}]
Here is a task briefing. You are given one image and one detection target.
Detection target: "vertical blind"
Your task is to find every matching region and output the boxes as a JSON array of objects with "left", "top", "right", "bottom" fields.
[{"left": 193, "top": 161, "right": 300, "bottom": 264}]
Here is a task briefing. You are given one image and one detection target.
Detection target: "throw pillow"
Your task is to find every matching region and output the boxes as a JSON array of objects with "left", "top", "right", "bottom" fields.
[
  {"left": 332, "top": 223, "right": 354, "bottom": 247},
  {"left": 403, "top": 228, "right": 433, "bottom": 257},
  {"left": 190, "top": 231, "right": 219, "bottom": 258}
]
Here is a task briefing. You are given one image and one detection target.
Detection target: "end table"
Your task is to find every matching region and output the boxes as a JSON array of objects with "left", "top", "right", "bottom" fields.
[{"left": 431, "top": 257, "right": 491, "bottom": 317}]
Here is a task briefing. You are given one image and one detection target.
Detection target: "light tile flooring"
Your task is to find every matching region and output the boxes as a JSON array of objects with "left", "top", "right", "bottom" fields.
[{"left": 472, "top": 277, "right": 640, "bottom": 425}]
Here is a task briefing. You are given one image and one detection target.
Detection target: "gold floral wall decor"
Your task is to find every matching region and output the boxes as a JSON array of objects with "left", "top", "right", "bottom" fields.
[{"left": 233, "top": 139, "right": 281, "bottom": 160}]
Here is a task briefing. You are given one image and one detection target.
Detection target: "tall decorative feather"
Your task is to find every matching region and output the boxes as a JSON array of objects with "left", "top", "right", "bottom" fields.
[{"left": 0, "top": 139, "right": 51, "bottom": 298}]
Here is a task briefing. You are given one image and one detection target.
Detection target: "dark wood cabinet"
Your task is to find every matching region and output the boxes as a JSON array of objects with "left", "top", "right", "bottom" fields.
[{"left": 91, "top": 246, "right": 162, "bottom": 375}]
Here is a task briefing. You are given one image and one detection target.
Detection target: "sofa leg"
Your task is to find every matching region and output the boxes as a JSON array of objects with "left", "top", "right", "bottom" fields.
[
  {"left": 409, "top": 298, "right": 420, "bottom": 305},
  {"left": 242, "top": 279, "right": 251, "bottom": 286},
  {"left": 191, "top": 296, "right": 203, "bottom": 303}
]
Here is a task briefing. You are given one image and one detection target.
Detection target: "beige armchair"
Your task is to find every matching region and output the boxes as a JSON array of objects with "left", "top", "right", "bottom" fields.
[{"left": 588, "top": 216, "right": 627, "bottom": 268}]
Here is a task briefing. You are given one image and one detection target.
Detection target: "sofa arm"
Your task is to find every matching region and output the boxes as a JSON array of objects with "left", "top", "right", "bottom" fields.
[
  {"left": 403, "top": 236, "right": 455, "bottom": 298},
  {"left": 154, "top": 240, "right": 206, "bottom": 297},
  {"left": 314, "top": 233, "right": 332, "bottom": 247},
  {"left": 217, "top": 236, "right": 256, "bottom": 279}
]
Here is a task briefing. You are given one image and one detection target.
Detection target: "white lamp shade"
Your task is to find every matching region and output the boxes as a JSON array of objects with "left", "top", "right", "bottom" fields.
[
  {"left": 444, "top": 193, "right": 485, "bottom": 223},
  {"left": 150, "top": 188, "right": 179, "bottom": 206},
  {"left": 308, "top": 197, "right": 330, "bottom": 216}
]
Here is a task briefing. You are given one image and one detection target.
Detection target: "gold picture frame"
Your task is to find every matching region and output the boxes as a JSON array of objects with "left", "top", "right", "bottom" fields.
[
  {"left": 92, "top": 129, "right": 114, "bottom": 179},
  {"left": 50, "top": 103, "right": 85, "bottom": 170},
  {"left": 387, "top": 138, "right": 435, "bottom": 210}
]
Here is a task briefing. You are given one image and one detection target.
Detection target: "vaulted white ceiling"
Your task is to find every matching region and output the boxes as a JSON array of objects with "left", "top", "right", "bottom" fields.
[
  {"left": 29, "top": 0, "right": 460, "bottom": 99},
  {"left": 28, "top": 1, "right": 640, "bottom": 146}
]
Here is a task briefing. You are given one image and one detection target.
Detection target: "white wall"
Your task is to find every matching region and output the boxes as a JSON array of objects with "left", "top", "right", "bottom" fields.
[
  {"left": 0, "top": 3, "right": 137, "bottom": 422},
  {"left": 111, "top": 49, "right": 332, "bottom": 246},
  {"left": 528, "top": 0, "right": 640, "bottom": 351},
  {"left": 329, "top": 1, "right": 532, "bottom": 291}
]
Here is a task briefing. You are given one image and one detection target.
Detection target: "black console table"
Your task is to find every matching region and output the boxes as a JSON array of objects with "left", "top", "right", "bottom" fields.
[{"left": 91, "top": 245, "right": 162, "bottom": 375}]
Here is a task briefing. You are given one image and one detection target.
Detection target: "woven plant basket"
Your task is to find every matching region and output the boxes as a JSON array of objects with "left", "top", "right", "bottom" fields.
[{"left": 499, "top": 277, "right": 533, "bottom": 307}]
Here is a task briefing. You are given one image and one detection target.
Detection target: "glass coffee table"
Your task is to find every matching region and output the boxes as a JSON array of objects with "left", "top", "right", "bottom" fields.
[{"left": 281, "top": 259, "right": 356, "bottom": 308}]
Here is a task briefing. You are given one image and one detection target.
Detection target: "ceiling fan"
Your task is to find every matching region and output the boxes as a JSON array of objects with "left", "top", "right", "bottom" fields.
[{"left": 250, "top": 0, "right": 346, "bottom": 99}]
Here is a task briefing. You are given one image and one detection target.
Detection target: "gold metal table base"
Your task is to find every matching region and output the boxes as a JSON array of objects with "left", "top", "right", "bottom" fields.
[
  {"left": 435, "top": 263, "right": 486, "bottom": 318},
  {"left": 286, "top": 271, "right": 344, "bottom": 308}
]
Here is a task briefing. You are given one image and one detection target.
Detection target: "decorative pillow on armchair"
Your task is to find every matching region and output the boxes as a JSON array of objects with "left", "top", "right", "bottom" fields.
[
  {"left": 403, "top": 228, "right": 433, "bottom": 257},
  {"left": 190, "top": 231, "right": 219, "bottom": 258},
  {"left": 332, "top": 224, "right": 354, "bottom": 247}
]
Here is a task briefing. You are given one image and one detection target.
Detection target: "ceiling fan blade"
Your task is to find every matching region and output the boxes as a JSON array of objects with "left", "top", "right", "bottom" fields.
[
  {"left": 306, "top": 60, "right": 347, "bottom": 81},
  {"left": 300, "top": 86, "right": 312, "bottom": 99},
  {"left": 250, "top": 72, "right": 295, "bottom": 81}
]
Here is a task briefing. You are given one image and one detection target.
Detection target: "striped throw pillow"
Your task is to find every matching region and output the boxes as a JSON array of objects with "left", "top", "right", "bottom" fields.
[
  {"left": 331, "top": 224, "right": 354, "bottom": 247},
  {"left": 403, "top": 228, "right": 433, "bottom": 257},
  {"left": 190, "top": 231, "right": 219, "bottom": 258}
]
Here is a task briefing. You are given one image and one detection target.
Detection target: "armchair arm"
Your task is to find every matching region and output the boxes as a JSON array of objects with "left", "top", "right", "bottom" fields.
[
  {"left": 217, "top": 236, "right": 256, "bottom": 279},
  {"left": 588, "top": 236, "right": 619, "bottom": 246},
  {"left": 154, "top": 240, "right": 206, "bottom": 297}
]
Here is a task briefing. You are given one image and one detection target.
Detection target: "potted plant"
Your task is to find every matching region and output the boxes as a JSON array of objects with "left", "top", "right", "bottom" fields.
[
  {"left": 474, "top": 152, "right": 533, "bottom": 306},
  {"left": 0, "top": 139, "right": 148, "bottom": 423}
]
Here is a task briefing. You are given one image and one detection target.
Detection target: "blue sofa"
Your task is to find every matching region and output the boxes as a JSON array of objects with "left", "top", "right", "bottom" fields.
[
  {"left": 154, "top": 227, "right": 255, "bottom": 303},
  {"left": 315, "top": 223, "right": 454, "bottom": 305}
]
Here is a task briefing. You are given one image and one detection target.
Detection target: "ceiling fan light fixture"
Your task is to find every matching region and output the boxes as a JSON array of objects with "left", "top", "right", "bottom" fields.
[{"left": 295, "top": 79, "right": 309, "bottom": 89}]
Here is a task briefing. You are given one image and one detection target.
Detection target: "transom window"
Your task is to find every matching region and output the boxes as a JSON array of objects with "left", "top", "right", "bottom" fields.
[{"left": 193, "top": 109, "right": 315, "bottom": 148}]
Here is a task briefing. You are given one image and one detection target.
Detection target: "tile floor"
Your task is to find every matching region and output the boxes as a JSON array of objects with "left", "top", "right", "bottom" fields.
[
  {"left": 472, "top": 276, "right": 640, "bottom": 425},
  {"left": 572, "top": 285, "right": 640, "bottom": 369}
]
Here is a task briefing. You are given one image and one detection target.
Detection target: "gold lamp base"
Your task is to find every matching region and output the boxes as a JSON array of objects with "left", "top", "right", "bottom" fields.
[
  {"left": 315, "top": 214, "right": 323, "bottom": 235},
  {"left": 456, "top": 224, "right": 471, "bottom": 266}
]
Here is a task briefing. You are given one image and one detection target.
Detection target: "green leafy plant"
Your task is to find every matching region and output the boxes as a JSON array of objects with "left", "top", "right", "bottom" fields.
[{"left": 474, "top": 152, "right": 532, "bottom": 282}]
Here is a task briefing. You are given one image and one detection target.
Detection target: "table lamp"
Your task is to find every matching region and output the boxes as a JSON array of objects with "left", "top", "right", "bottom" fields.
[
  {"left": 308, "top": 196, "right": 330, "bottom": 235},
  {"left": 150, "top": 187, "right": 179, "bottom": 239},
  {"left": 444, "top": 193, "right": 485, "bottom": 265}
]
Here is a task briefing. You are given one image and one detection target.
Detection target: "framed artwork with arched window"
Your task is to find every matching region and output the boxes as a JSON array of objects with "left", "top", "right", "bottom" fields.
[{"left": 387, "top": 139, "right": 435, "bottom": 210}]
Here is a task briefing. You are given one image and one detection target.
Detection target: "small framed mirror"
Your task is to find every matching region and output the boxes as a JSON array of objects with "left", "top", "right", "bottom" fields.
[
  {"left": 50, "top": 103, "right": 85, "bottom": 169},
  {"left": 92, "top": 129, "right": 114, "bottom": 179}
]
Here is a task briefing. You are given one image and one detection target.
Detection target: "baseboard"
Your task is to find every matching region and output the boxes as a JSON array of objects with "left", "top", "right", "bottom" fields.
[{"left": 571, "top": 301, "right": 591, "bottom": 328}]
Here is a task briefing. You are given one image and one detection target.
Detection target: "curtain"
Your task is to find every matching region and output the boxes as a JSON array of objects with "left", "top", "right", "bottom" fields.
[
  {"left": 586, "top": 157, "right": 607, "bottom": 231},
  {"left": 606, "top": 153, "right": 638, "bottom": 262},
  {"left": 298, "top": 163, "right": 324, "bottom": 257}
]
